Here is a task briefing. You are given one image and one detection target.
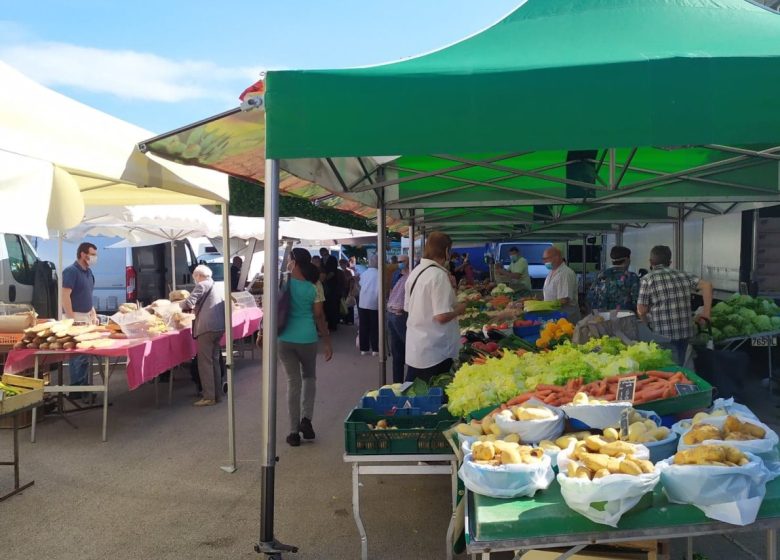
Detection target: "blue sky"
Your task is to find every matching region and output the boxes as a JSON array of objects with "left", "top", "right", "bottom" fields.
[{"left": 1, "top": 1, "right": 521, "bottom": 134}]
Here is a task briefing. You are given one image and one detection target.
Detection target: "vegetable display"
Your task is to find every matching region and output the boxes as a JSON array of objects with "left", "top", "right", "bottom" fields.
[
  {"left": 536, "top": 318, "right": 574, "bottom": 349},
  {"left": 445, "top": 339, "right": 673, "bottom": 416},
  {"left": 706, "top": 293, "right": 780, "bottom": 342}
]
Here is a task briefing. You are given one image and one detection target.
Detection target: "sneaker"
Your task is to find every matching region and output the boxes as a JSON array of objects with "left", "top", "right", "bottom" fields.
[
  {"left": 371, "top": 351, "right": 378, "bottom": 356},
  {"left": 222, "top": 380, "right": 228, "bottom": 395},
  {"left": 286, "top": 433, "right": 301, "bottom": 447},
  {"left": 299, "top": 417, "right": 315, "bottom": 440},
  {"left": 360, "top": 351, "right": 368, "bottom": 356},
  {"left": 193, "top": 398, "right": 216, "bottom": 407}
]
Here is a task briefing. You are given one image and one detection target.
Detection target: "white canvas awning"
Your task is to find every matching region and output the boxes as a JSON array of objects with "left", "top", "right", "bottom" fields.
[{"left": 0, "top": 61, "right": 229, "bottom": 238}]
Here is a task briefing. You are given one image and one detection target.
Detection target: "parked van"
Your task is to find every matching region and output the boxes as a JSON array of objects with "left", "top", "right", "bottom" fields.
[{"left": 1, "top": 233, "right": 58, "bottom": 317}]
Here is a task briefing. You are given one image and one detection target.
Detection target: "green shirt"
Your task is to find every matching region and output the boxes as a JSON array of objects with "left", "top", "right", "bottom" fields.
[
  {"left": 279, "top": 278, "right": 320, "bottom": 344},
  {"left": 508, "top": 257, "right": 532, "bottom": 293}
]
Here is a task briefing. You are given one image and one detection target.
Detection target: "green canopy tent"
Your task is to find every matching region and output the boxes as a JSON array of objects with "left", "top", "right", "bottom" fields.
[{"left": 141, "top": 1, "right": 780, "bottom": 555}]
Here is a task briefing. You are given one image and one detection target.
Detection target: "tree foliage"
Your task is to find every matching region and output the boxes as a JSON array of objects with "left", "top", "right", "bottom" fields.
[{"left": 228, "top": 177, "right": 376, "bottom": 232}]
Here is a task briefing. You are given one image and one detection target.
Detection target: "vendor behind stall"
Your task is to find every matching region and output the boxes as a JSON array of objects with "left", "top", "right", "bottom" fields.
[
  {"left": 542, "top": 246, "right": 580, "bottom": 323},
  {"left": 181, "top": 264, "right": 225, "bottom": 407}
]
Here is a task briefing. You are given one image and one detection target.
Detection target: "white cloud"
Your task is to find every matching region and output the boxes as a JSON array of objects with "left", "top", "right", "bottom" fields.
[{"left": 0, "top": 41, "right": 265, "bottom": 103}]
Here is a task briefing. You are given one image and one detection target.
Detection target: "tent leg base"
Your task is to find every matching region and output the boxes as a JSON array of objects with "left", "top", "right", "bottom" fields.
[{"left": 254, "top": 539, "right": 299, "bottom": 558}]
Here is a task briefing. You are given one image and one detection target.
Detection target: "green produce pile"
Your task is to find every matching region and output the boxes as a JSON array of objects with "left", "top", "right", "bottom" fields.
[
  {"left": 0, "top": 380, "right": 23, "bottom": 397},
  {"left": 706, "top": 294, "right": 780, "bottom": 342},
  {"left": 445, "top": 338, "right": 673, "bottom": 416}
]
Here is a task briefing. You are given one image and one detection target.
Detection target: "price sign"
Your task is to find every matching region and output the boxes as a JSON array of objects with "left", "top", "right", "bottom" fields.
[
  {"left": 616, "top": 376, "right": 637, "bottom": 403},
  {"left": 751, "top": 336, "right": 777, "bottom": 347},
  {"left": 619, "top": 408, "right": 631, "bottom": 438},
  {"left": 676, "top": 383, "right": 698, "bottom": 396}
]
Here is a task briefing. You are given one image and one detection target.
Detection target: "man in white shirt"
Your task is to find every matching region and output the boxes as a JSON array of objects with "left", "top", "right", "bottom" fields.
[
  {"left": 542, "top": 246, "right": 581, "bottom": 322},
  {"left": 404, "top": 232, "right": 467, "bottom": 382}
]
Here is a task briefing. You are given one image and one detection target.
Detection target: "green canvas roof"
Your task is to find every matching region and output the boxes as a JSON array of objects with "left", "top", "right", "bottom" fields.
[{"left": 265, "top": 0, "right": 780, "bottom": 159}]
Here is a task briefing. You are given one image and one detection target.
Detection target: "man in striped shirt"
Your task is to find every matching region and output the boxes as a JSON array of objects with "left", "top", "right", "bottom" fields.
[{"left": 637, "top": 246, "right": 712, "bottom": 366}]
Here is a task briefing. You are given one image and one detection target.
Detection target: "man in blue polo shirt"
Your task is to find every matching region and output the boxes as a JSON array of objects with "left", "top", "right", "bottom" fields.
[{"left": 62, "top": 242, "right": 97, "bottom": 398}]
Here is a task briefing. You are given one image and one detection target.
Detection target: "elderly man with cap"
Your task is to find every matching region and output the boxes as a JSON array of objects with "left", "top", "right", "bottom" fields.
[
  {"left": 586, "top": 246, "right": 640, "bottom": 313},
  {"left": 541, "top": 246, "right": 580, "bottom": 322}
]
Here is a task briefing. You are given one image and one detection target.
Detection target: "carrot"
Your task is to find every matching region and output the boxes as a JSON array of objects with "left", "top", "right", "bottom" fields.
[
  {"left": 635, "top": 388, "right": 666, "bottom": 403},
  {"left": 506, "top": 392, "right": 533, "bottom": 406},
  {"left": 535, "top": 384, "right": 562, "bottom": 391},
  {"left": 645, "top": 370, "right": 675, "bottom": 379}
]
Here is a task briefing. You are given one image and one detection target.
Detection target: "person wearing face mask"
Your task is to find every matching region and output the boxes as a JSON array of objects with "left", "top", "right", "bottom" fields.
[
  {"left": 61, "top": 242, "right": 98, "bottom": 400},
  {"left": 586, "top": 246, "right": 640, "bottom": 313},
  {"left": 505, "top": 247, "right": 532, "bottom": 296},
  {"left": 386, "top": 255, "right": 410, "bottom": 383},
  {"left": 541, "top": 246, "right": 580, "bottom": 322}
]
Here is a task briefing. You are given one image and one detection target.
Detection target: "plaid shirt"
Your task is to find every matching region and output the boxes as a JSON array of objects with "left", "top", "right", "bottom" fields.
[
  {"left": 637, "top": 265, "right": 699, "bottom": 340},
  {"left": 387, "top": 272, "right": 409, "bottom": 314}
]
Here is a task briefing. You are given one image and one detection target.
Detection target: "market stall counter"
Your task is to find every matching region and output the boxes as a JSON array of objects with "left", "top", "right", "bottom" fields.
[
  {"left": 3, "top": 307, "right": 262, "bottom": 442},
  {"left": 465, "top": 479, "right": 780, "bottom": 559}
]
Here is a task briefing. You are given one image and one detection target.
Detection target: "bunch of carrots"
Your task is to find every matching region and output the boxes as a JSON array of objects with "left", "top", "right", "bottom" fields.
[
  {"left": 488, "top": 295, "right": 512, "bottom": 309},
  {"left": 490, "top": 371, "right": 695, "bottom": 411}
]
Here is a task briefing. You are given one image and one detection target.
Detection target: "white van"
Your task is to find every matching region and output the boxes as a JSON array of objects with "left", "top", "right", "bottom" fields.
[{"left": 0, "top": 233, "right": 41, "bottom": 304}]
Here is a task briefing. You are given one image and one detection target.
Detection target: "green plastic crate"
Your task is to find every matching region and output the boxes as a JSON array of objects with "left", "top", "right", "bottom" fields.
[
  {"left": 634, "top": 367, "right": 713, "bottom": 416},
  {"left": 344, "top": 408, "right": 457, "bottom": 455}
]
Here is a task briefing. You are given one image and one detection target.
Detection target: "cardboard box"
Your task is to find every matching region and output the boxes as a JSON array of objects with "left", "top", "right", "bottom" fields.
[{"left": 0, "top": 373, "right": 44, "bottom": 416}]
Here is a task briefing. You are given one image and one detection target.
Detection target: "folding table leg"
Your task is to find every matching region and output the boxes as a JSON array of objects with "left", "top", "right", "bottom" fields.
[
  {"left": 154, "top": 376, "right": 159, "bottom": 407},
  {"left": 686, "top": 537, "right": 693, "bottom": 560},
  {"left": 30, "top": 356, "right": 39, "bottom": 443},
  {"left": 768, "top": 529, "right": 777, "bottom": 560},
  {"left": 352, "top": 463, "right": 368, "bottom": 560},
  {"left": 168, "top": 366, "right": 174, "bottom": 405},
  {"left": 101, "top": 358, "right": 110, "bottom": 442}
]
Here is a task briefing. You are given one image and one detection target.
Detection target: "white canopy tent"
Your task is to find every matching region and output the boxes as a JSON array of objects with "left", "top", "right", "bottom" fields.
[{"left": 0, "top": 61, "right": 239, "bottom": 472}]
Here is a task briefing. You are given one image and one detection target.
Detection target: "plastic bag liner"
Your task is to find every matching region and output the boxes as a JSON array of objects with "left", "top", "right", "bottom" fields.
[
  {"left": 556, "top": 467, "right": 659, "bottom": 527},
  {"left": 459, "top": 452, "right": 554, "bottom": 499},
  {"left": 672, "top": 399, "right": 759, "bottom": 436},
  {"left": 657, "top": 452, "right": 770, "bottom": 526},
  {"left": 493, "top": 399, "right": 564, "bottom": 443},
  {"left": 677, "top": 415, "right": 780, "bottom": 480},
  {"left": 560, "top": 402, "right": 632, "bottom": 430}
]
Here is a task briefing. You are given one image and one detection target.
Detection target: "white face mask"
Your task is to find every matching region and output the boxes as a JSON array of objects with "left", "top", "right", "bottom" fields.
[{"left": 87, "top": 255, "right": 98, "bottom": 266}]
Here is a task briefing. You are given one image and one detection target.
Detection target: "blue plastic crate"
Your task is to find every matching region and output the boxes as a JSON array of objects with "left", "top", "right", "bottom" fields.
[
  {"left": 513, "top": 324, "right": 541, "bottom": 338},
  {"left": 360, "top": 387, "right": 444, "bottom": 416},
  {"left": 524, "top": 311, "right": 568, "bottom": 322}
]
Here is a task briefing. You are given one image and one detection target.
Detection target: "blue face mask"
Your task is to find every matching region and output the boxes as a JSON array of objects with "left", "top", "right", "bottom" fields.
[
  {"left": 545, "top": 262, "right": 553, "bottom": 270},
  {"left": 510, "top": 255, "right": 519, "bottom": 263},
  {"left": 398, "top": 262, "right": 406, "bottom": 270}
]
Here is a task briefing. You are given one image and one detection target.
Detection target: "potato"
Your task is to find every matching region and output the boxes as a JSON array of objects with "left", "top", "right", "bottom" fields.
[
  {"left": 593, "top": 468, "right": 611, "bottom": 479},
  {"left": 567, "top": 462, "right": 578, "bottom": 477},
  {"left": 649, "top": 427, "right": 670, "bottom": 440},
  {"left": 555, "top": 436, "right": 577, "bottom": 450},
  {"left": 514, "top": 406, "right": 554, "bottom": 421},
  {"left": 580, "top": 452, "right": 609, "bottom": 472},
  {"left": 602, "top": 428, "right": 619, "bottom": 442},
  {"left": 619, "top": 459, "right": 643, "bottom": 476},
  {"left": 537, "top": 439, "right": 559, "bottom": 451},
  {"left": 574, "top": 466, "right": 592, "bottom": 480},
  {"left": 472, "top": 441, "right": 496, "bottom": 461},
  {"left": 600, "top": 441, "right": 636, "bottom": 457},
  {"left": 635, "top": 459, "right": 655, "bottom": 474},
  {"left": 503, "top": 433, "right": 521, "bottom": 443},
  {"left": 572, "top": 392, "right": 589, "bottom": 405},
  {"left": 585, "top": 435, "right": 608, "bottom": 452},
  {"left": 63, "top": 341, "right": 76, "bottom": 350},
  {"left": 683, "top": 424, "right": 721, "bottom": 445},
  {"left": 500, "top": 446, "right": 524, "bottom": 465},
  {"left": 456, "top": 423, "right": 483, "bottom": 437}
]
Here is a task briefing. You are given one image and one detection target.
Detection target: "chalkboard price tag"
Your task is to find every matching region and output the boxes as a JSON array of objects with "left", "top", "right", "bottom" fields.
[
  {"left": 676, "top": 383, "right": 698, "bottom": 396},
  {"left": 616, "top": 376, "right": 637, "bottom": 403},
  {"left": 620, "top": 408, "right": 631, "bottom": 438}
]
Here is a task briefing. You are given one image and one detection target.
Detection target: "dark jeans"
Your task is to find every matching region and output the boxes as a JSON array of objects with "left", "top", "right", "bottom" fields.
[
  {"left": 358, "top": 307, "right": 379, "bottom": 352},
  {"left": 387, "top": 312, "right": 408, "bottom": 384},
  {"left": 406, "top": 359, "right": 453, "bottom": 383},
  {"left": 324, "top": 295, "right": 340, "bottom": 331},
  {"left": 661, "top": 339, "right": 689, "bottom": 367}
]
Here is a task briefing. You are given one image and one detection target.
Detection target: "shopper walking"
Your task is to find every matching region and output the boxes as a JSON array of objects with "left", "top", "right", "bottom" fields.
[
  {"left": 279, "top": 248, "right": 333, "bottom": 446},
  {"left": 181, "top": 265, "right": 226, "bottom": 407},
  {"left": 586, "top": 246, "right": 640, "bottom": 312},
  {"left": 358, "top": 254, "right": 380, "bottom": 355},
  {"left": 405, "top": 232, "right": 466, "bottom": 382},
  {"left": 386, "top": 255, "right": 410, "bottom": 383},
  {"left": 322, "top": 255, "right": 344, "bottom": 332}
]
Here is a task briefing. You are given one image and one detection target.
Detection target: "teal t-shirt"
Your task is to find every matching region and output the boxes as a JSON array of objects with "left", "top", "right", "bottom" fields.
[{"left": 279, "top": 278, "right": 318, "bottom": 344}]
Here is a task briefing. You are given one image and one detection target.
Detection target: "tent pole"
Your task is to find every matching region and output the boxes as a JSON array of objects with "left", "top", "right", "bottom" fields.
[
  {"left": 674, "top": 204, "right": 685, "bottom": 269},
  {"left": 170, "top": 241, "right": 177, "bottom": 291},
  {"left": 377, "top": 175, "right": 387, "bottom": 386},
  {"left": 409, "top": 210, "right": 416, "bottom": 267},
  {"left": 256, "top": 158, "right": 297, "bottom": 557},
  {"left": 220, "top": 202, "right": 237, "bottom": 474},
  {"left": 57, "top": 232, "right": 63, "bottom": 320}
]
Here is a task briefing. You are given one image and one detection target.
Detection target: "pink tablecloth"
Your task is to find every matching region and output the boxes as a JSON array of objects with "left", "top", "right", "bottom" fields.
[{"left": 4, "top": 306, "right": 263, "bottom": 391}]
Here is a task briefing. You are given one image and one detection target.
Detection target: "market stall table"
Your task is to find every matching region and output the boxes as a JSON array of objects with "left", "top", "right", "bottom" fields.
[
  {"left": 715, "top": 329, "right": 780, "bottom": 391},
  {"left": 343, "top": 453, "right": 459, "bottom": 560},
  {"left": 3, "top": 307, "right": 262, "bottom": 442},
  {"left": 0, "top": 402, "right": 39, "bottom": 501},
  {"left": 465, "top": 476, "right": 780, "bottom": 560}
]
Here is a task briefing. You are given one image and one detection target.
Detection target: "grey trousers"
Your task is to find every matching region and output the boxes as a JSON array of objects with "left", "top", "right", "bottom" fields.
[
  {"left": 197, "top": 331, "right": 223, "bottom": 401},
  {"left": 279, "top": 340, "right": 318, "bottom": 434}
]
